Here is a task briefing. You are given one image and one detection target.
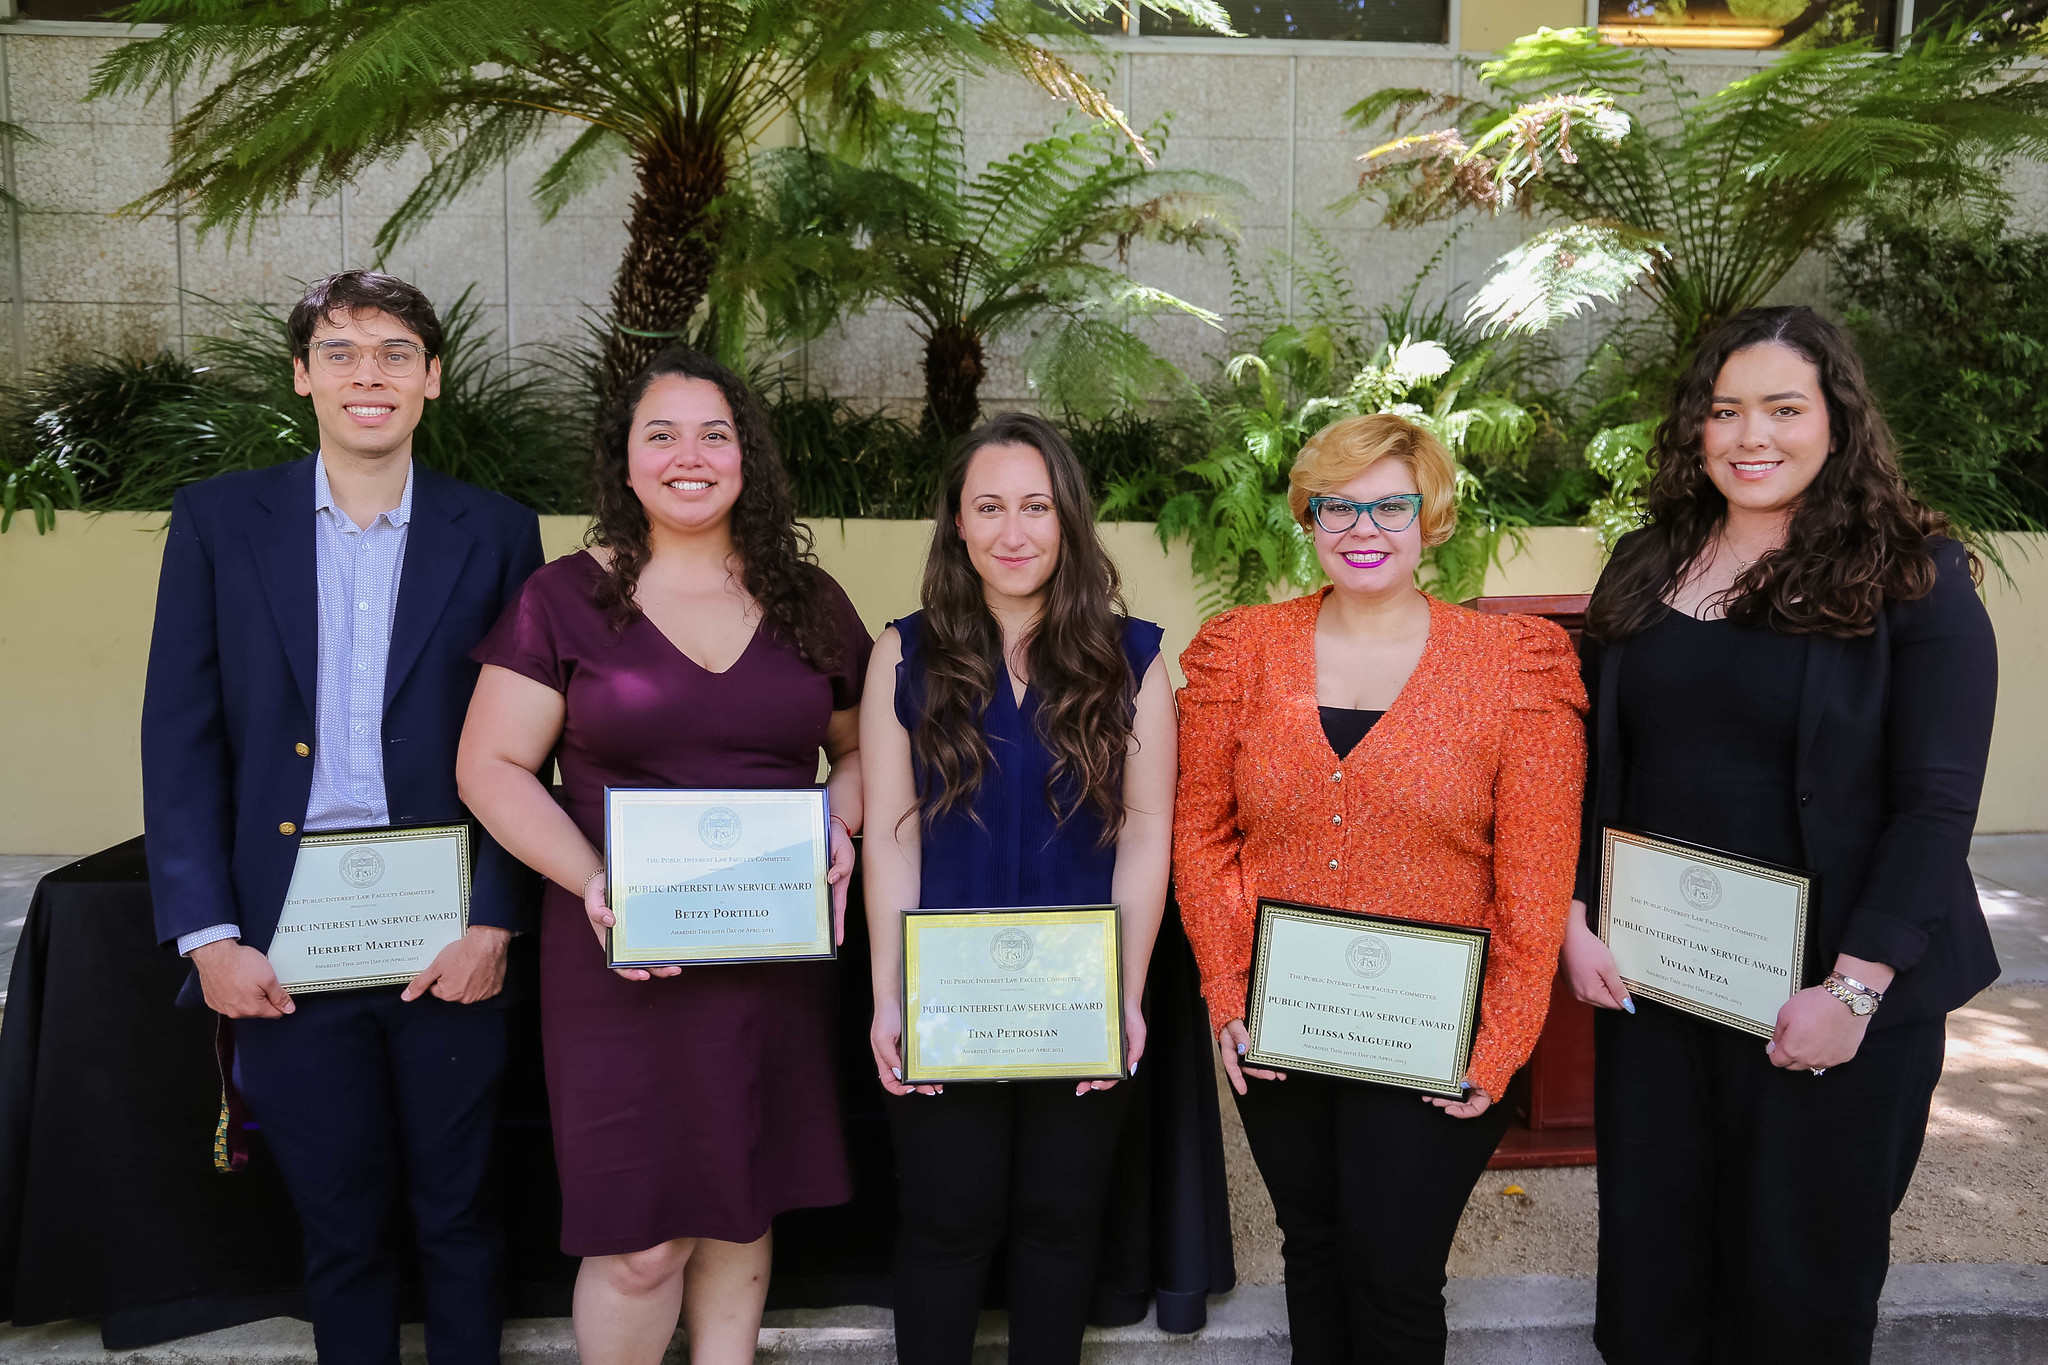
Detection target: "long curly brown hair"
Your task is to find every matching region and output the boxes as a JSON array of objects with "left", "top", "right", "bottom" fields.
[
  {"left": 587, "top": 348, "right": 842, "bottom": 672},
  {"left": 1586, "top": 306, "right": 1968, "bottom": 643},
  {"left": 912, "top": 414, "right": 1136, "bottom": 845}
]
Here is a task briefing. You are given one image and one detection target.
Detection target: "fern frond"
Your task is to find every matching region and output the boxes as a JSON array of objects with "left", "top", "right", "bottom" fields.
[{"left": 1465, "top": 224, "right": 1668, "bottom": 337}]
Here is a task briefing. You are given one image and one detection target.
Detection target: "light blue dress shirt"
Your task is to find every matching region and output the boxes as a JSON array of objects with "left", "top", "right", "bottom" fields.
[{"left": 177, "top": 455, "right": 413, "bottom": 956}]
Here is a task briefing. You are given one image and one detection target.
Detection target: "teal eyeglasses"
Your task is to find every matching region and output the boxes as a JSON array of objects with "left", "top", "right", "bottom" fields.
[{"left": 1305, "top": 493, "right": 1424, "bottom": 536}]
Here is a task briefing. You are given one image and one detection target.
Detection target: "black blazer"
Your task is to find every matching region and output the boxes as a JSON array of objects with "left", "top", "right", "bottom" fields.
[
  {"left": 1574, "top": 534, "right": 2000, "bottom": 1026},
  {"left": 141, "top": 456, "right": 545, "bottom": 968}
]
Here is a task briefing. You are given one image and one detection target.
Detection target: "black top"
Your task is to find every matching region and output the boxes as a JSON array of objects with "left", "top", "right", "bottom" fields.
[
  {"left": 1319, "top": 706, "right": 1385, "bottom": 760},
  {"left": 1576, "top": 534, "right": 2001, "bottom": 1025},
  {"left": 1618, "top": 610, "right": 1806, "bottom": 870}
]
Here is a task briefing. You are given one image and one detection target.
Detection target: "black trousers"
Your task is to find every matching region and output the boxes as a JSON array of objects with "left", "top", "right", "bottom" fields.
[
  {"left": 1592, "top": 999, "right": 1946, "bottom": 1365},
  {"left": 237, "top": 989, "right": 509, "bottom": 1365},
  {"left": 886, "top": 1080, "right": 1135, "bottom": 1365},
  {"left": 1233, "top": 1071, "right": 1511, "bottom": 1365}
]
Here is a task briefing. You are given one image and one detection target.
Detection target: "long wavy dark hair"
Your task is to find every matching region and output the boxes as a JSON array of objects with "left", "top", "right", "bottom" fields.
[
  {"left": 1586, "top": 306, "right": 1966, "bottom": 643},
  {"left": 912, "top": 413, "right": 1136, "bottom": 844},
  {"left": 587, "top": 347, "right": 841, "bottom": 671}
]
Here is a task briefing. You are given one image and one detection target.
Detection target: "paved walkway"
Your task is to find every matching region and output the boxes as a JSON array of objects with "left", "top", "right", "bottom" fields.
[
  {"left": 1974, "top": 834, "right": 2048, "bottom": 986},
  {"left": 0, "top": 1267, "right": 2043, "bottom": 1364},
  {"left": 0, "top": 854, "right": 74, "bottom": 1005}
]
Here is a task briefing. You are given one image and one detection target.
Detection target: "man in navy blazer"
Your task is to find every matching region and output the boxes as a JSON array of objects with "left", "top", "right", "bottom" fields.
[{"left": 141, "top": 271, "right": 543, "bottom": 1365}]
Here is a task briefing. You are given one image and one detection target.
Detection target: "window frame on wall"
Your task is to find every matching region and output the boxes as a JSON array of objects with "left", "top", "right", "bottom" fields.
[
  {"left": 1, "top": 0, "right": 138, "bottom": 20},
  {"left": 1091, "top": 0, "right": 1459, "bottom": 53},
  {"left": 1584, "top": 0, "right": 1915, "bottom": 55}
]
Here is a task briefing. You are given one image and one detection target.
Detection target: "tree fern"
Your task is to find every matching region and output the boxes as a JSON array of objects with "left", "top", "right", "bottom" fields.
[
  {"left": 714, "top": 84, "right": 1242, "bottom": 436},
  {"left": 1352, "top": 16, "right": 2048, "bottom": 358},
  {"left": 92, "top": 0, "right": 1232, "bottom": 391}
]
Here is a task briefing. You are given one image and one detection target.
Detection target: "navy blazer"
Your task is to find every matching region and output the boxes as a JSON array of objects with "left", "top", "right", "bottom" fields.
[
  {"left": 141, "top": 455, "right": 545, "bottom": 964},
  {"left": 1575, "top": 535, "right": 2001, "bottom": 1026}
]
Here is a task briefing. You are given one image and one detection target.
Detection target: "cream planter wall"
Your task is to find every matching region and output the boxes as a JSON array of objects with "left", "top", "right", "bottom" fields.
[{"left": 3, "top": 515, "right": 2041, "bottom": 855}]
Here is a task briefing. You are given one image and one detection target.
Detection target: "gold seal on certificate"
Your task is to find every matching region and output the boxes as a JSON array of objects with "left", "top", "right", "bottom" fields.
[
  {"left": 901, "top": 906, "right": 1124, "bottom": 1083},
  {"left": 604, "top": 787, "right": 833, "bottom": 968},
  {"left": 269, "top": 824, "right": 471, "bottom": 993},
  {"left": 1244, "top": 899, "right": 1488, "bottom": 1099},
  {"left": 1598, "top": 827, "right": 1811, "bottom": 1038}
]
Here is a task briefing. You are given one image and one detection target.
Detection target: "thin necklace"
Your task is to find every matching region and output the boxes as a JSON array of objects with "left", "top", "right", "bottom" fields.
[{"left": 1718, "top": 532, "right": 1770, "bottom": 574}]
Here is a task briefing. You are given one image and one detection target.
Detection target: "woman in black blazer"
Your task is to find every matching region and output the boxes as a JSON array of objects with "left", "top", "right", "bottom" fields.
[{"left": 1561, "top": 306, "right": 1998, "bottom": 1365}]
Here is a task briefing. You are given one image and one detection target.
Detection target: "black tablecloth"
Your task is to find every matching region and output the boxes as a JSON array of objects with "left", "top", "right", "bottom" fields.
[{"left": 0, "top": 839, "right": 1234, "bottom": 1346}]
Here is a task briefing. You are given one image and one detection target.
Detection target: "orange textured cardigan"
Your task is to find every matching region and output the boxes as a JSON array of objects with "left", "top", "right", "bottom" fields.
[{"left": 1172, "top": 590, "right": 1589, "bottom": 1100}]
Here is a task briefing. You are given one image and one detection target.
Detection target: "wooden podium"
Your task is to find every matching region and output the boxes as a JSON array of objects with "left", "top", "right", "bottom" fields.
[{"left": 1462, "top": 593, "right": 1598, "bottom": 1168}]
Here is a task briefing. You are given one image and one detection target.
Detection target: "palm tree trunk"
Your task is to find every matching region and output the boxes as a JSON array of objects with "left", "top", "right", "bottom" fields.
[
  {"left": 921, "top": 322, "right": 987, "bottom": 441},
  {"left": 604, "top": 137, "right": 729, "bottom": 397}
]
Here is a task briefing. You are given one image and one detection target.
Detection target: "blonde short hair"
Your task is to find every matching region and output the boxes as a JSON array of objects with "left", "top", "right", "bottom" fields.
[{"left": 1287, "top": 412, "right": 1459, "bottom": 548}]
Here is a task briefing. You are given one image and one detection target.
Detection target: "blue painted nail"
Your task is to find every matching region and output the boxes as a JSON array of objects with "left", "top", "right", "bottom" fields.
[
  {"left": 1236, "top": 1042, "right": 1248, "bottom": 1055},
  {"left": 1622, "top": 996, "right": 1636, "bottom": 1015},
  {"left": 891, "top": 1067, "right": 902, "bottom": 1081},
  {"left": 1129, "top": 1060, "right": 1139, "bottom": 1076}
]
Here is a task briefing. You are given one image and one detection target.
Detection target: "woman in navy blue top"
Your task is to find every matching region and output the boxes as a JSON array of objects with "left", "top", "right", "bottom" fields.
[{"left": 861, "top": 413, "right": 1177, "bottom": 1365}]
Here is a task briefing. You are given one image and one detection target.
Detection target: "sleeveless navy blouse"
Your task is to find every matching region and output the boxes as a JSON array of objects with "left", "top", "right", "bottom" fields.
[{"left": 892, "top": 611, "right": 1164, "bottom": 910}]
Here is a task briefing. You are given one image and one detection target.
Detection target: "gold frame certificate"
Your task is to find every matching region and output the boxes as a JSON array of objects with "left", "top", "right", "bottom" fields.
[
  {"left": 900, "top": 906, "right": 1124, "bottom": 1083},
  {"left": 269, "top": 824, "right": 471, "bottom": 993},
  {"left": 1244, "top": 899, "right": 1488, "bottom": 1099},
  {"left": 1598, "top": 827, "right": 1812, "bottom": 1038},
  {"left": 604, "top": 787, "right": 833, "bottom": 968}
]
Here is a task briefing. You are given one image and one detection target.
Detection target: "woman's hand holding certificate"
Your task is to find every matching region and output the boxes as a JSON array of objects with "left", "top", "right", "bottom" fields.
[
  {"left": 1215, "top": 1018, "right": 1285, "bottom": 1095},
  {"left": 1597, "top": 828, "right": 1811, "bottom": 1038},
  {"left": 603, "top": 787, "right": 836, "bottom": 969},
  {"left": 1241, "top": 899, "right": 1490, "bottom": 1101},
  {"left": 898, "top": 907, "right": 1125, "bottom": 1085},
  {"left": 584, "top": 874, "right": 682, "bottom": 981},
  {"left": 826, "top": 815, "right": 855, "bottom": 946}
]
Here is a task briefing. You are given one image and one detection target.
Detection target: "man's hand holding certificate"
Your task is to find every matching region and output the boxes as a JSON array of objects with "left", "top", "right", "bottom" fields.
[{"left": 268, "top": 824, "right": 472, "bottom": 994}]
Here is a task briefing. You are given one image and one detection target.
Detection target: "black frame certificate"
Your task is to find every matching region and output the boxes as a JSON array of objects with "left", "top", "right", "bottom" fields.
[
  {"left": 269, "top": 823, "right": 471, "bottom": 993},
  {"left": 1244, "top": 899, "right": 1488, "bottom": 1099},
  {"left": 604, "top": 787, "right": 834, "bottom": 968},
  {"left": 1598, "top": 827, "right": 1812, "bottom": 1038},
  {"left": 900, "top": 906, "right": 1125, "bottom": 1084}
]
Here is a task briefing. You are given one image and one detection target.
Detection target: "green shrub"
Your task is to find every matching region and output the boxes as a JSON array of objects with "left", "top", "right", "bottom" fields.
[
  {"left": 0, "top": 352, "right": 213, "bottom": 531},
  {"left": 0, "top": 290, "right": 584, "bottom": 531},
  {"left": 756, "top": 370, "right": 1214, "bottom": 523},
  {"left": 1059, "top": 409, "right": 1212, "bottom": 522},
  {"left": 759, "top": 378, "right": 933, "bottom": 521},
  {"left": 1830, "top": 219, "right": 2048, "bottom": 535},
  {"left": 1126, "top": 240, "right": 1591, "bottom": 609}
]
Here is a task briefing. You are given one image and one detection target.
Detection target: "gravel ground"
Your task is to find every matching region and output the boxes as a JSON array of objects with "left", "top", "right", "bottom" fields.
[{"left": 1219, "top": 983, "right": 2048, "bottom": 1284}]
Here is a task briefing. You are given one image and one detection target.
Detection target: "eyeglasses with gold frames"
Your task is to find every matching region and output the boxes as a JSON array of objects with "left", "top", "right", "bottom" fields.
[{"left": 307, "top": 340, "right": 431, "bottom": 378}]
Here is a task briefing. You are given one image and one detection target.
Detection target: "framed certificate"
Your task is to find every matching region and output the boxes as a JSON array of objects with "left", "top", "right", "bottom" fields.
[
  {"left": 604, "top": 787, "right": 834, "bottom": 968},
  {"left": 1244, "top": 899, "right": 1488, "bottom": 1099},
  {"left": 1598, "top": 827, "right": 1812, "bottom": 1038},
  {"left": 269, "top": 823, "right": 471, "bottom": 993},
  {"left": 901, "top": 906, "right": 1124, "bottom": 1084}
]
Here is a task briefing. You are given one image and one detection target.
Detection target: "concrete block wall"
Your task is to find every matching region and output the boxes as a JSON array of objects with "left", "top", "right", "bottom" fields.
[
  {"left": 0, "top": 0, "right": 1649, "bottom": 409},
  {"left": 0, "top": 6, "right": 1926, "bottom": 414}
]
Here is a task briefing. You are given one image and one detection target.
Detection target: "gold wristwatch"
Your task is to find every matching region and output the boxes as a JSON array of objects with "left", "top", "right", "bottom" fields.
[{"left": 1823, "top": 972, "right": 1882, "bottom": 1018}]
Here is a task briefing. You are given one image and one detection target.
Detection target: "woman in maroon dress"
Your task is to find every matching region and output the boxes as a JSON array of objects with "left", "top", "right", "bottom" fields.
[{"left": 456, "top": 348, "right": 869, "bottom": 1365}]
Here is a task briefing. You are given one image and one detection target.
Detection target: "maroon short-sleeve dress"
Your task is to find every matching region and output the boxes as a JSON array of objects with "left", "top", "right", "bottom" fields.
[{"left": 473, "top": 550, "right": 871, "bottom": 1255}]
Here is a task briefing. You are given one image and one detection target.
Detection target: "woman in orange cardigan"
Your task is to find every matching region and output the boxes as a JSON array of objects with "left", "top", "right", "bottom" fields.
[{"left": 1174, "top": 412, "right": 1586, "bottom": 1363}]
